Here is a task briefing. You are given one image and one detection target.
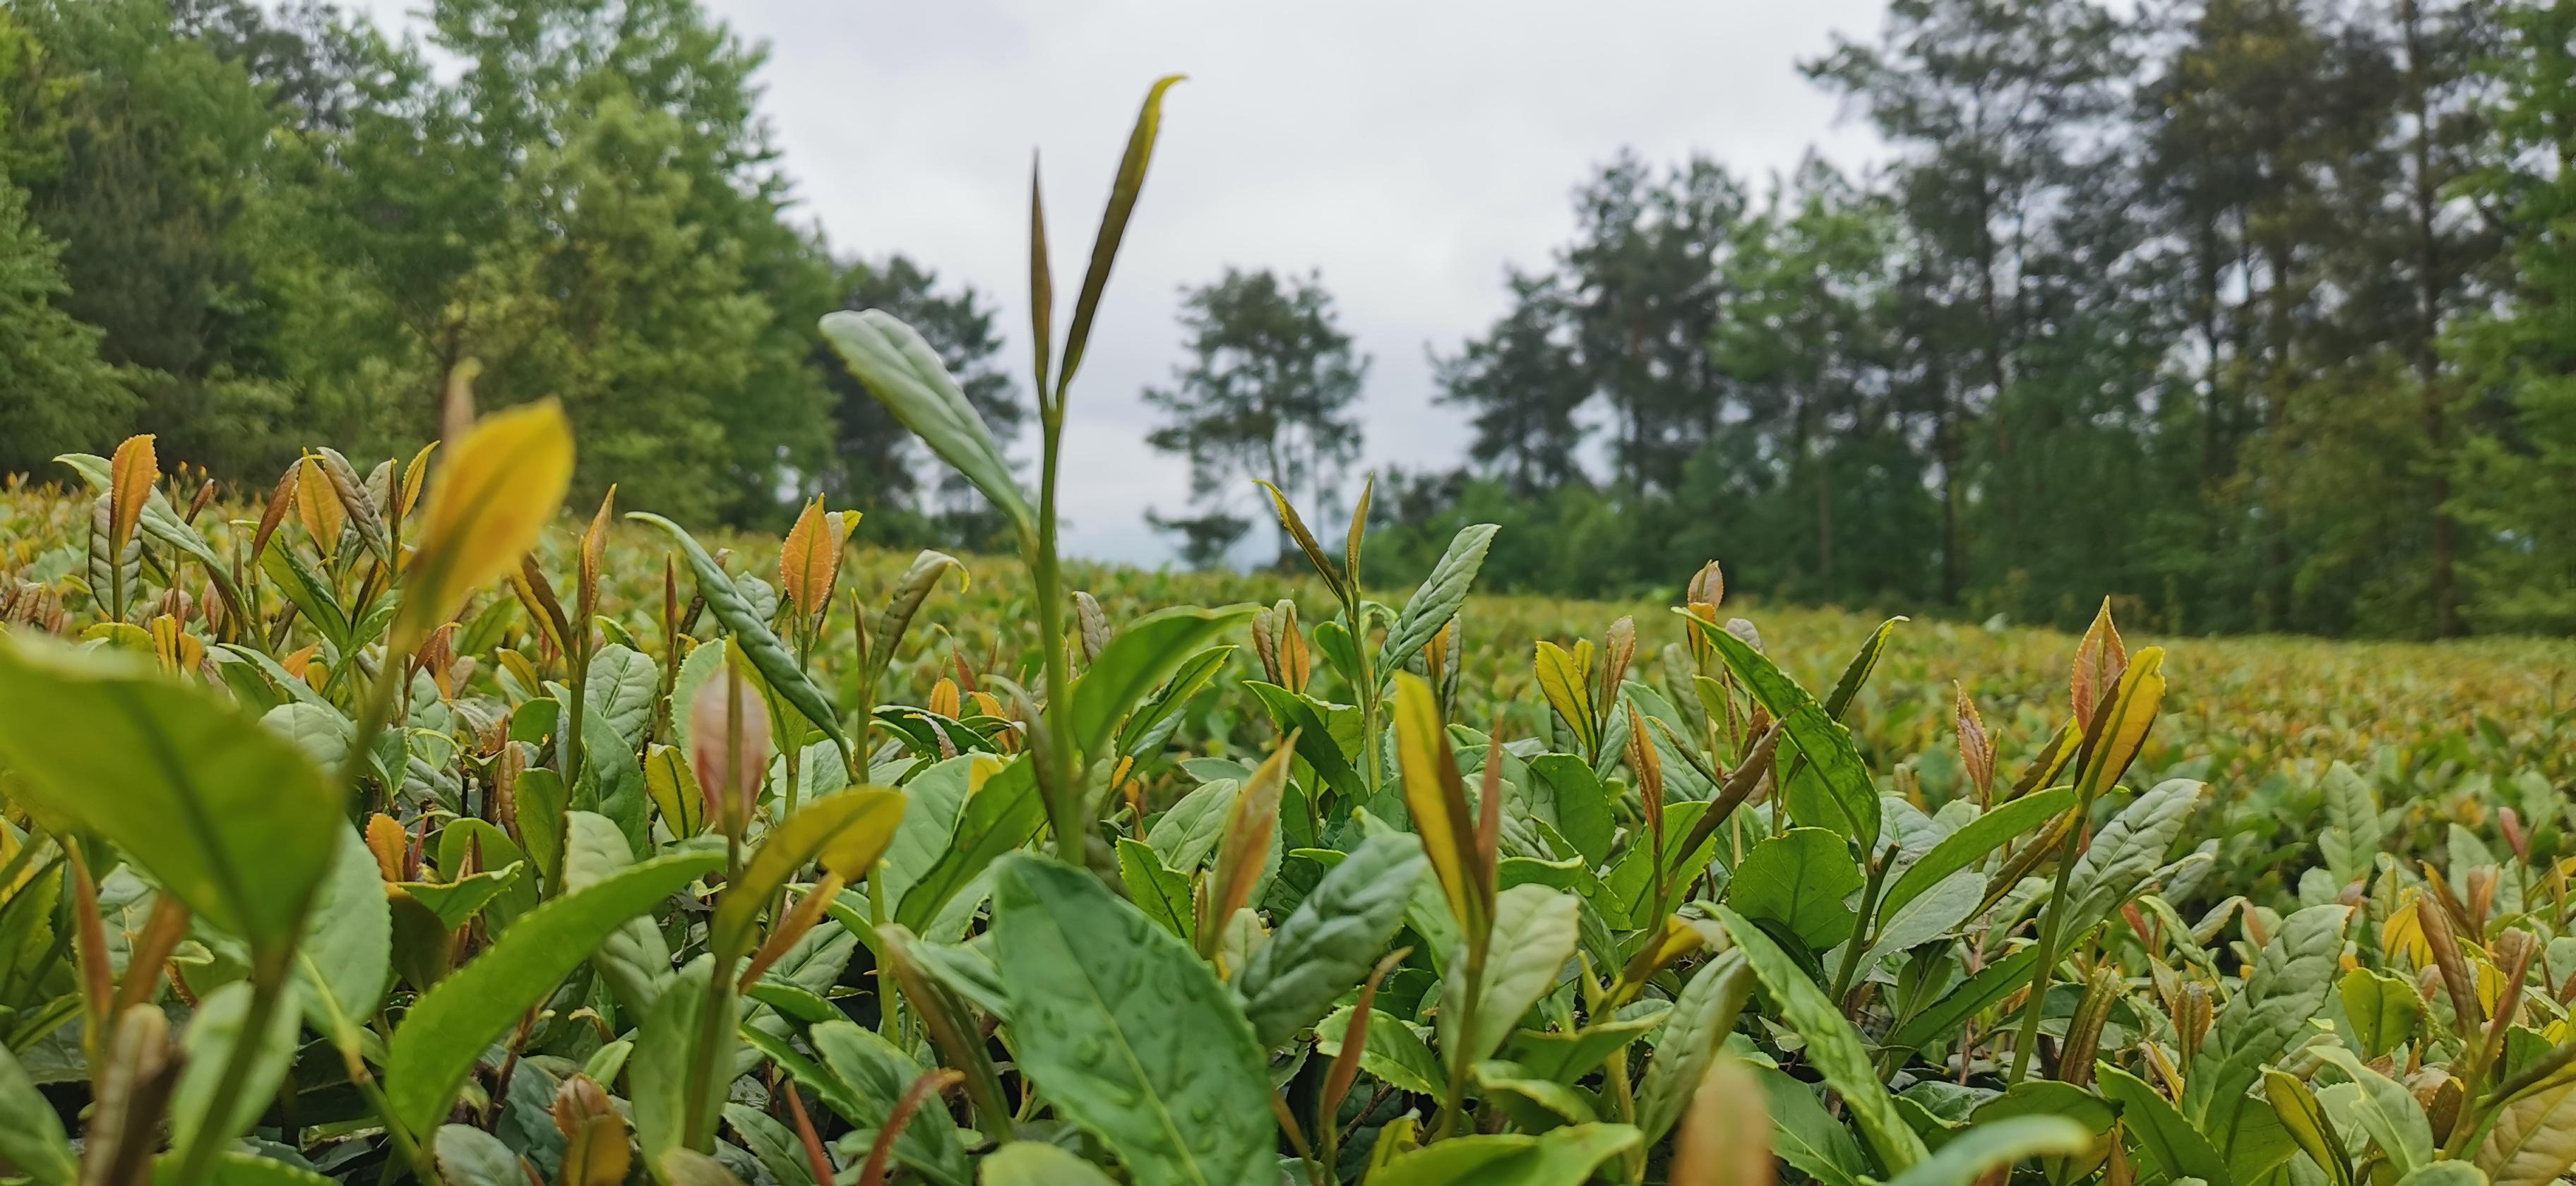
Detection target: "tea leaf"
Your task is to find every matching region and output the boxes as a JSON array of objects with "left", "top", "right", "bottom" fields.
[
  {"left": 296, "top": 826, "right": 393, "bottom": 1041},
  {"left": 1197, "top": 734, "right": 1293, "bottom": 958},
  {"left": 711, "top": 789, "right": 905, "bottom": 964},
  {"left": 2065, "top": 779, "right": 2206, "bottom": 932},
  {"left": 2318, "top": 761, "right": 2382, "bottom": 887},
  {"left": 1236, "top": 832, "right": 1426, "bottom": 1048},
  {"left": 1756, "top": 1067, "right": 1872, "bottom": 1186},
  {"left": 2266, "top": 1068, "right": 2351, "bottom": 1186},
  {"left": 1637, "top": 950, "right": 1755, "bottom": 1144},
  {"left": 0, "top": 635, "right": 341, "bottom": 954},
  {"left": 1242, "top": 681, "right": 1364, "bottom": 803},
  {"left": 780, "top": 495, "right": 836, "bottom": 615},
  {"left": 1066, "top": 604, "right": 1258, "bottom": 765},
  {"left": 383, "top": 847, "right": 722, "bottom": 1134},
  {"left": 1057, "top": 74, "right": 1183, "bottom": 394},
  {"left": 1382, "top": 523, "right": 1498, "bottom": 685},
  {"left": 2185, "top": 904, "right": 2350, "bottom": 1130},
  {"left": 393, "top": 400, "right": 574, "bottom": 654},
  {"left": 1316, "top": 1002, "right": 1444, "bottom": 1096},
  {"left": 1711, "top": 904, "right": 1928, "bottom": 1173},
  {"left": 1440, "top": 884, "right": 1579, "bottom": 1067},
  {"left": 0, "top": 1046, "right": 73, "bottom": 1186},
  {"left": 169, "top": 980, "right": 302, "bottom": 1155},
  {"left": 1116, "top": 837, "right": 1196, "bottom": 943},
  {"left": 819, "top": 311, "right": 1034, "bottom": 540},
  {"left": 631, "top": 964, "right": 727, "bottom": 1164},
  {"left": 1367, "top": 1123, "right": 1642, "bottom": 1186},
  {"left": 1689, "top": 615, "right": 1880, "bottom": 854},
  {"left": 1880, "top": 786, "right": 2074, "bottom": 923},
  {"left": 109, "top": 433, "right": 155, "bottom": 553},
  {"left": 1395, "top": 672, "right": 1482, "bottom": 932},
  {"left": 1883, "top": 1115, "right": 2093, "bottom": 1186},
  {"left": 989, "top": 853, "right": 1272, "bottom": 1186},
  {"left": 2479, "top": 1078, "right": 2576, "bottom": 1186},
  {"left": 1727, "top": 827, "right": 1865, "bottom": 952},
  {"left": 632, "top": 513, "right": 850, "bottom": 760},
  {"left": 895, "top": 757, "right": 1043, "bottom": 932},
  {"left": 2339, "top": 967, "right": 2421, "bottom": 1060},
  {"left": 2099, "top": 1064, "right": 2230, "bottom": 1186},
  {"left": 977, "top": 1143, "right": 1119, "bottom": 1186},
  {"left": 809, "top": 1022, "right": 970, "bottom": 1186}
]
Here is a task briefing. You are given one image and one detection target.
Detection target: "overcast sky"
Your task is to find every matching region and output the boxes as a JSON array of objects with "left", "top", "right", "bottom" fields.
[{"left": 348, "top": 1, "right": 1894, "bottom": 564}]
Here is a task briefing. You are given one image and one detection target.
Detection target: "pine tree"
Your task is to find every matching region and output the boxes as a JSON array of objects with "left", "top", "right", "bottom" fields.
[{"left": 1145, "top": 268, "right": 1368, "bottom": 568}]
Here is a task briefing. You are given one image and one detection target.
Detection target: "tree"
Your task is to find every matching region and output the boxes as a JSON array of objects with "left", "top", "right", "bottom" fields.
[
  {"left": 1807, "top": 0, "right": 2134, "bottom": 605},
  {"left": 2452, "top": 0, "right": 2576, "bottom": 633},
  {"left": 1434, "top": 268, "right": 1589, "bottom": 496},
  {"left": 1145, "top": 268, "right": 1367, "bottom": 568},
  {"left": 1559, "top": 152, "right": 1749, "bottom": 494},
  {"left": 0, "top": 8, "right": 132, "bottom": 477}
]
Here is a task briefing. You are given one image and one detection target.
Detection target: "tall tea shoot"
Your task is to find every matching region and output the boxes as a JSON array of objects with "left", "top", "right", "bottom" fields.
[{"left": 827, "top": 76, "right": 1183, "bottom": 862}]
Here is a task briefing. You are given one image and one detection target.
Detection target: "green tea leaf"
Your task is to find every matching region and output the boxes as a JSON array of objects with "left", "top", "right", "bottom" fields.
[
  {"left": 1690, "top": 616, "right": 1880, "bottom": 854},
  {"left": 1237, "top": 832, "right": 1426, "bottom": 1048},
  {"left": 1115, "top": 837, "right": 1197, "bottom": 944},
  {"left": 989, "top": 853, "right": 1272, "bottom": 1186},
  {"left": 2100, "top": 1063, "right": 2231, "bottom": 1186},
  {"left": 1883, "top": 1115, "right": 2092, "bottom": 1186},
  {"left": 0, "top": 1044, "right": 73, "bottom": 1186},
  {"left": 2340, "top": 968, "right": 2422, "bottom": 1061},
  {"left": 169, "top": 981, "right": 303, "bottom": 1155},
  {"left": 1636, "top": 951, "right": 1754, "bottom": 1144},
  {"left": 1243, "top": 681, "right": 1364, "bottom": 803},
  {"left": 1066, "top": 604, "right": 1258, "bottom": 765},
  {"left": 895, "top": 757, "right": 1043, "bottom": 932},
  {"left": 1380, "top": 523, "right": 1497, "bottom": 683},
  {"left": 1758, "top": 1067, "right": 1871, "bottom": 1186},
  {"left": 810, "top": 1021, "right": 970, "bottom": 1186},
  {"left": 710, "top": 788, "right": 905, "bottom": 964},
  {"left": 1316, "top": 1004, "right": 1443, "bottom": 1096},
  {"left": 819, "top": 311, "right": 1034, "bottom": 540},
  {"left": 1440, "top": 885, "right": 1580, "bottom": 1067},
  {"left": 0, "top": 635, "right": 342, "bottom": 954},
  {"left": 977, "top": 1142, "right": 1119, "bottom": 1186},
  {"left": 383, "top": 848, "right": 722, "bottom": 1135},
  {"left": 1057, "top": 74, "right": 1184, "bottom": 393},
  {"left": 1712, "top": 904, "right": 1927, "bottom": 1173},
  {"left": 1368, "top": 1123, "right": 1642, "bottom": 1186},
  {"left": 2065, "top": 779, "right": 2206, "bottom": 932},
  {"left": 1880, "top": 787, "right": 2074, "bottom": 923},
  {"left": 297, "top": 825, "right": 393, "bottom": 1044},
  {"left": 434, "top": 1124, "right": 530, "bottom": 1186},
  {"left": 631, "top": 513, "right": 850, "bottom": 760},
  {"left": 1728, "top": 827, "right": 1865, "bottom": 951},
  {"left": 2186, "top": 904, "right": 2351, "bottom": 1129}
]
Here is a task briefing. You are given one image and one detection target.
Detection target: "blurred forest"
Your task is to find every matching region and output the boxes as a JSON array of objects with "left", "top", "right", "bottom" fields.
[{"left": 1, "top": 0, "right": 2572, "bottom": 637}]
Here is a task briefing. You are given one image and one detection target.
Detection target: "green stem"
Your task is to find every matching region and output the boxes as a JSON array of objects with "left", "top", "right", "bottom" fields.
[
  {"left": 1435, "top": 933, "right": 1488, "bottom": 1140},
  {"left": 2008, "top": 789, "right": 2099, "bottom": 1085},
  {"left": 1831, "top": 843, "right": 1899, "bottom": 1006},
  {"left": 1033, "top": 404, "right": 1080, "bottom": 863},
  {"left": 169, "top": 959, "right": 288, "bottom": 1186}
]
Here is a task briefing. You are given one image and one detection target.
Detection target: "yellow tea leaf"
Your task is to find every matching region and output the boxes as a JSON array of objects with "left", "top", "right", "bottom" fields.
[
  {"left": 108, "top": 434, "right": 155, "bottom": 553},
  {"left": 393, "top": 399, "right": 575, "bottom": 655}
]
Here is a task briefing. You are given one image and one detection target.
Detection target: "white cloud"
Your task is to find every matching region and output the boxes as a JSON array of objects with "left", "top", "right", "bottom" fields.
[{"left": 345, "top": 0, "right": 1892, "bottom": 563}]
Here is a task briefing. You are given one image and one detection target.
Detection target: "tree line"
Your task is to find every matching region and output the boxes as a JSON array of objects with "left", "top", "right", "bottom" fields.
[
  {"left": 4, "top": 0, "right": 2572, "bottom": 637},
  {"left": 0, "top": 0, "right": 1022, "bottom": 546},
  {"left": 1145, "top": 0, "right": 2576, "bottom": 639}
]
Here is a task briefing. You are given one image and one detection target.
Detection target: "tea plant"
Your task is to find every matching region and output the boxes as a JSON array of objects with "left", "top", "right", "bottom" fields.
[{"left": 4, "top": 76, "right": 2576, "bottom": 1186}]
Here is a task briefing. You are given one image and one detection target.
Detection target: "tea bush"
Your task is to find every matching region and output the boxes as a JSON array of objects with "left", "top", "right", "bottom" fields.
[{"left": 1, "top": 78, "right": 2574, "bottom": 1186}]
